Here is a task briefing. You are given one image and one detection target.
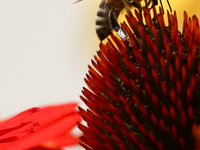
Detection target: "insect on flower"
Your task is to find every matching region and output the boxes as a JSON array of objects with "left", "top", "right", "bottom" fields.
[
  {"left": 95, "top": 0, "right": 172, "bottom": 41},
  {"left": 74, "top": 0, "right": 171, "bottom": 41}
]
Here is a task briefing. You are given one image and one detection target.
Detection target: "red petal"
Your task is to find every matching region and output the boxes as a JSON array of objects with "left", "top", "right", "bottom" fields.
[
  {"left": 0, "top": 121, "right": 39, "bottom": 143},
  {"left": 50, "top": 133, "right": 79, "bottom": 147},
  {"left": 0, "top": 108, "right": 39, "bottom": 143},
  {"left": 0, "top": 103, "right": 81, "bottom": 149},
  {"left": 0, "top": 107, "right": 39, "bottom": 130}
]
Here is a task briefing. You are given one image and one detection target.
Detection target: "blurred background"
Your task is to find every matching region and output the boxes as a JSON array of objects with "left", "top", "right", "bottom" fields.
[{"left": 0, "top": 0, "right": 199, "bottom": 149}]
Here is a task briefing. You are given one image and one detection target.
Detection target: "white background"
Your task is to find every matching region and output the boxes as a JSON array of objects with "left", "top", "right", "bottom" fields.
[
  {"left": 0, "top": 0, "right": 199, "bottom": 150},
  {"left": 0, "top": 0, "right": 99, "bottom": 149}
]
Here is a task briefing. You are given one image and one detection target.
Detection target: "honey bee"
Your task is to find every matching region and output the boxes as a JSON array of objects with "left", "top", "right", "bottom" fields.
[{"left": 95, "top": 0, "right": 171, "bottom": 41}]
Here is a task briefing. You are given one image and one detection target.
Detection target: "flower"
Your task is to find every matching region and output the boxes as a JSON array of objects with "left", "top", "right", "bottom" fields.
[
  {"left": 0, "top": 103, "right": 81, "bottom": 150},
  {"left": 78, "top": 6, "right": 200, "bottom": 150}
]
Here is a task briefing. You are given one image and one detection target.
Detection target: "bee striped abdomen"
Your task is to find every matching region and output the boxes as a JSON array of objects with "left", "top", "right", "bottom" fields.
[
  {"left": 95, "top": 0, "right": 125, "bottom": 40},
  {"left": 95, "top": 6, "right": 111, "bottom": 41}
]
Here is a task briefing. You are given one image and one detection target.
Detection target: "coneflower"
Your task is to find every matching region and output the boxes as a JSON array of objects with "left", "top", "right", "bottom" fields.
[{"left": 78, "top": 6, "right": 200, "bottom": 150}]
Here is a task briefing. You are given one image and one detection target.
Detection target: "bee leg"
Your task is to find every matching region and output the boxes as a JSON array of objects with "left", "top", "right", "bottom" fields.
[
  {"left": 159, "top": 0, "right": 164, "bottom": 14},
  {"left": 139, "top": 9, "right": 142, "bottom": 19},
  {"left": 150, "top": 0, "right": 158, "bottom": 8},
  {"left": 109, "top": 10, "right": 129, "bottom": 40},
  {"left": 144, "top": 0, "right": 147, "bottom": 6},
  {"left": 130, "top": 2, "right": 143, "bottom": 19},
  {"left": 109, "top": 10, "right": 120, "bottom": 32},
  {"left": 145, "top": 0, "right": 152, "bottom": 7},
  {"left": 166, "top": 0, "right": 172, "bottom": 12},
  {"left": 131, "top": 2, "right": 142, "bottom": 9},
  {"left": 158, "top": 0, "right": 172, "bottom": 14}
]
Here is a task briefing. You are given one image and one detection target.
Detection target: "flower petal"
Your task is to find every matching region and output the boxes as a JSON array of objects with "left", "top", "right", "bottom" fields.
[
  {"left": 50, "top": 133, "right": 79, "bottom": 147},
  {"left": 0, "top": 103, "right": 81, "bottom": 150},
  {"left": 0, "top": 121, "right": 39, "bottom": 143},
  {"left": 0, "top": 108, "right": 39, "bottom": 143},
  {"left": 0, "top": 107, "right": 39, "bottom": 130}
]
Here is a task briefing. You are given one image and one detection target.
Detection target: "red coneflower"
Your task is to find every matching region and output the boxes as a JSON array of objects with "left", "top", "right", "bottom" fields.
[
  {"left": 0, "top": 103, "right": 81, "bottom": 150},
  {"left": 78, "top": 6, "right": 200, "bottom": 150}
]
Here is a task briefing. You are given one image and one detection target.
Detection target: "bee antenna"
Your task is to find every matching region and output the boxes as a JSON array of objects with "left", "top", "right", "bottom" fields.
[
  {"left": 73, "top": 0, "right": 83, "bottom": 4},
  {"left": 159, "top": 0, "right": 164, "bottom": 14},
  {"left": 166, "top": 0, "right": 172, "bottom": 12}
]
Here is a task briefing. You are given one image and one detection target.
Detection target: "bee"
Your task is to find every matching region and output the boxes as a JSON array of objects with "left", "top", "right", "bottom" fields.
[{"left": 95, "top": 0, "right": 172, "bottom": 41}]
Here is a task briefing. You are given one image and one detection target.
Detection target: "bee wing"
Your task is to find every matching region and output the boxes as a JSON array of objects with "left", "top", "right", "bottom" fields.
[{"left": 150, "top": 0, "right": 158, "bottom": 9}]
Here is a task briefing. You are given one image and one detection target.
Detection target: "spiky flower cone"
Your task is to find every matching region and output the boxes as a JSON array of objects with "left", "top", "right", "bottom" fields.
[{"left": 78, "top": 7, "right": 200, "bottom": 150}]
